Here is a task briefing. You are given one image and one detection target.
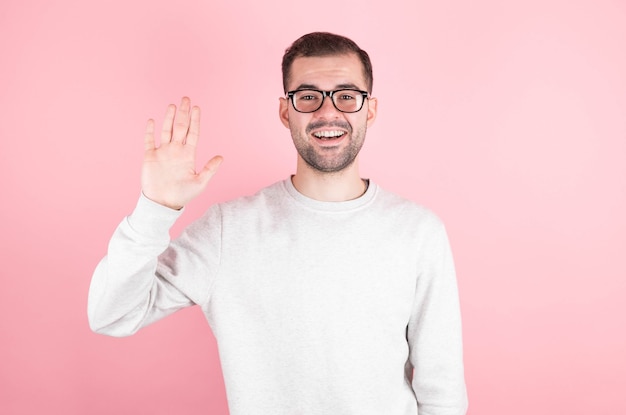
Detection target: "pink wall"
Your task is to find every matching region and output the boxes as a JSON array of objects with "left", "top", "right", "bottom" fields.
[{"left": 1, "top": 0, "right": 625, "bottom": 413}]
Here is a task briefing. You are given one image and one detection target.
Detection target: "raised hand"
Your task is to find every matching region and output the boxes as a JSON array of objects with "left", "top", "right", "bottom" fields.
[{"left": 141, "top": 97, "right": 223, "bottom": 210}]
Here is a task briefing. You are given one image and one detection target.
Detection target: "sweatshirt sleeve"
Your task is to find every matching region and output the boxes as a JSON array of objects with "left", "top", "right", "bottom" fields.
[
  {"left": 408, "top": 219, "right": 468, "bottom": 415},
  {"left": 87, "top": 194, "right": 222, "bottom": 337}
]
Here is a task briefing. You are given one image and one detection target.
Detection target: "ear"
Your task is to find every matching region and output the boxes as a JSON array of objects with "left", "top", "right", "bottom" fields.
[
  {"left": 279, "top": 97, "right": 290, "bottom": 128},
  {"left": 366, "top": 97, "right": 378, "bottom": 127}
]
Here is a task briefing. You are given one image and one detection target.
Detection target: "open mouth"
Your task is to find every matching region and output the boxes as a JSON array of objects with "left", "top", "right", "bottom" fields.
[{"left": 313, "top": 130, "right": 346, "bottom": 140}]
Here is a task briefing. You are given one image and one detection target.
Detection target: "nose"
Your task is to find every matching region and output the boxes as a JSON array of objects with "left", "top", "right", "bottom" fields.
[{"left": 314, "top": 94, "right": 341, "bottom": 119}]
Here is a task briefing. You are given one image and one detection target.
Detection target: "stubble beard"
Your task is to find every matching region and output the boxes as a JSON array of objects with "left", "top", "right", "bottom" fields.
[{"left": 290, "top": 120, "right": 367, "bottom": 174}]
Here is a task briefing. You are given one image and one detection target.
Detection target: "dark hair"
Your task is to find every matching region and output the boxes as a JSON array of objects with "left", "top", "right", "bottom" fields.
[{"left": 281, "top": 32, "right": 373, "bottom": 94}]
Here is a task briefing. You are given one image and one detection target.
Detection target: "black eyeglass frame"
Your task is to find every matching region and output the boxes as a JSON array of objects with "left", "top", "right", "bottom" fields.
[{"left": 286, "top": 89, "right": 370, "bottom": 113}]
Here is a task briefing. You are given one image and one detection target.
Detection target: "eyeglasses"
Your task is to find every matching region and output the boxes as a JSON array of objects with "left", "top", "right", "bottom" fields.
[{"left": 286, "top": 89, "right": 369, "bottom": 113}]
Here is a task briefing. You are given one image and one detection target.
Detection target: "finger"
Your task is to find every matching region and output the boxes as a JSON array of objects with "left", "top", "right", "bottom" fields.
[
  {"left": 172, "top": 96, "right": 191, "bottom": 143},
  {"left": 144, "top": 119, "right": 156, "bottom": 151},
  {"left": 160, "top": 104, "right": 176, "bottom": 143},
  {"left": 197, "top": 155, "right": 223, "bottom": 185},
  {"left": 186, "top": 106, "right": 201, "bottom": 147}
]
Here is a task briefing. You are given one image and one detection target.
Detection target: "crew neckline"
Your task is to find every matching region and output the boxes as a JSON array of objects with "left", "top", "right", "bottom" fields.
[{"left": 282, "top": 176, "right": 377, "bottom": 212}]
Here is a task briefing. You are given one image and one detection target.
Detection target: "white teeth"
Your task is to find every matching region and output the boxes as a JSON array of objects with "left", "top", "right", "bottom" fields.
[{"left": 314, "top": 130, "right": 345, "bottom": 139}]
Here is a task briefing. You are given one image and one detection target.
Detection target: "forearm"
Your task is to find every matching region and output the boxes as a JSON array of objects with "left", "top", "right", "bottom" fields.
[
  {"left": 87, "top": 195, "right": 184, "bottom": 336},
  {"left": 411, "top": 306, "right": 467, "bottom": 415}
]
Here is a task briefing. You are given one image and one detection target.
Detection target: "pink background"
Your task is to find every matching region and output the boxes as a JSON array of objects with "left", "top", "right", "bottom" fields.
[{"left": 1, "top": 0, "right": 625, "bottom": 413}]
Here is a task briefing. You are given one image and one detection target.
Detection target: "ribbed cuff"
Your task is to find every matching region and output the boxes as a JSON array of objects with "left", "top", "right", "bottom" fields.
[{"left": 126, "top": 193, "right": 184, "bottom": 238}]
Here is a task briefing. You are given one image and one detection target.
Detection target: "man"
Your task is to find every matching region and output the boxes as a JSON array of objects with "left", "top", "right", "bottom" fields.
[{"left": 88, "top": 32, "right": 468, "bottom": 414}]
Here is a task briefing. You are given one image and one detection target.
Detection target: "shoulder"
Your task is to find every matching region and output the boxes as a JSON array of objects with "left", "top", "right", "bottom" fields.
[
  {"left": 372, "top": 183, "right": 445, "bottom": 230},
  {"left": 366, "top": 184, "right": 452, "bottom": 259},
  {"left": 223, "top": 180, "right": 284, "bottom": 205},
  {"left": 212, "top": 180, "right": 288, "bottom": 219}
]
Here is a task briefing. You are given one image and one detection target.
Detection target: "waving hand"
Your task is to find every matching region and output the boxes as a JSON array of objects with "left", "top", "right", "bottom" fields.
[{"left": 141, "top": 97, "right": 223, "bottom": 210}]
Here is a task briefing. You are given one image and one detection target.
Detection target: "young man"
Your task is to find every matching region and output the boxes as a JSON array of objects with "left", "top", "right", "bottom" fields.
[{"left": 88, "top": 32, "right": 468, "bottom": 414}]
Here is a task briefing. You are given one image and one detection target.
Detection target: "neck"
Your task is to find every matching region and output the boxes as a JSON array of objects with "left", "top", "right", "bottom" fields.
[{"left": 291, "top": 158, "right": 367, "bottom": 202}]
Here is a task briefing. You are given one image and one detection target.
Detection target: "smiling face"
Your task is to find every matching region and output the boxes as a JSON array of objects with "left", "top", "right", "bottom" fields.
[{"left": 279, "top": 53, "right": 377, "bottom": 174}]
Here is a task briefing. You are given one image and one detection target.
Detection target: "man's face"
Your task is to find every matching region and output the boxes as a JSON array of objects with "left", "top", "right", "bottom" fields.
[{"left": 279, "top": 53, "right": 377, "bottom": 173}]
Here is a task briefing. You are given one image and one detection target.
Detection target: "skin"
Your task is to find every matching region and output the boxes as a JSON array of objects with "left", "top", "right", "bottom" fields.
[
  {"left": 279, "top": 53, "right": 377, "bottom": 201},
  {"left": 141, "top": 98, "right": 223, "bottom": 210},
  {"left": 141, "top": 53, "right": 377, "bottom": 209}
]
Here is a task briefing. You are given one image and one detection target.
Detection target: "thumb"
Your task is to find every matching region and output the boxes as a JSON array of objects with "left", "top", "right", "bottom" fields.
[{"left": 197, "top": 155, "right": 224, "bottom": 185}]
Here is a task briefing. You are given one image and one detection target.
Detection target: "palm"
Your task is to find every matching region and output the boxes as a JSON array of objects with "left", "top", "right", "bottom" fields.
[{"left": 141, "top": 97, "right": 222, "bottom": 210}]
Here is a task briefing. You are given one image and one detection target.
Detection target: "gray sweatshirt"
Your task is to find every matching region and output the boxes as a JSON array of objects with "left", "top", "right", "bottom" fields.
[{"left": 88, "top": 178, "right": 468, "bottom": 415}]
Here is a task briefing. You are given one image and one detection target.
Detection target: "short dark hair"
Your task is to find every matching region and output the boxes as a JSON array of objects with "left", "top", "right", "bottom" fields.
[{"left": 281, "top": 32, "right": 373, "bottom": 94}]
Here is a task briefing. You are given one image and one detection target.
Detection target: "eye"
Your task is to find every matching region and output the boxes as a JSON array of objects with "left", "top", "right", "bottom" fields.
[
  {"left": 337, "top": 91, "right": 359, "bottom": 101},
  {"left": 294, "top": 90, "right": 321, "bottom": 102}
]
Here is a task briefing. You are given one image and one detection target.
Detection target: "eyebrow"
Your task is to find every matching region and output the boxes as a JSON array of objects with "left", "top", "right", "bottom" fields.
[{"left": 293, "top": 82, "right": 364, "bottom": 91}]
